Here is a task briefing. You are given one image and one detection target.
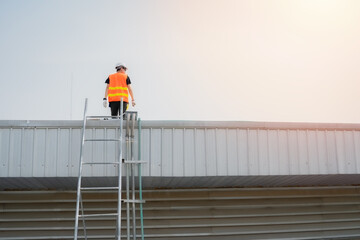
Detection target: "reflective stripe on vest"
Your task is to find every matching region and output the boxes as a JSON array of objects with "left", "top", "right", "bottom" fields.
[{"left": 108, "top": 73, "right": 129, "bottom": 102}]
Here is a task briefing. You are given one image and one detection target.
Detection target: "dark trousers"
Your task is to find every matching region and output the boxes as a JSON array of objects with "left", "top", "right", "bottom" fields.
[{"left": 110, "top": 101, "right": 128, "bottom": 116}]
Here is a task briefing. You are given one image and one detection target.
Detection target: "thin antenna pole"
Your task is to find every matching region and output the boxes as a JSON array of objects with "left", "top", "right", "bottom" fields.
[{"left": 70, "top": 72, "right": 73, "bottom": 120}]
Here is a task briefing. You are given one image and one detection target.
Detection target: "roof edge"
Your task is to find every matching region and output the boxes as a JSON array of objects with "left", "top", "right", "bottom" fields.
[{"left": 1, "top": 120, "right": 360, "bottom": 130}]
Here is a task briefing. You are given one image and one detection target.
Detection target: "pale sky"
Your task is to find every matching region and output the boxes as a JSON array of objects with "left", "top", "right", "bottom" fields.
[{"left": 1, "top": 0, "right": 360, "bottom": 122}]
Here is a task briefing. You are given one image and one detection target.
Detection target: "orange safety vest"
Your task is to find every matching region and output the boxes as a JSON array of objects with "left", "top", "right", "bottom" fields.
[{"left": 108, "top": 72, "right": 129, "bottom": 103}]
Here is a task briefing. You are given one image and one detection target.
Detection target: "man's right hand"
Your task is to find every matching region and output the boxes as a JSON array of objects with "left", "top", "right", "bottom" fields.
[{"left": 103, "top": 98, "right": 107, "bottom": 108}]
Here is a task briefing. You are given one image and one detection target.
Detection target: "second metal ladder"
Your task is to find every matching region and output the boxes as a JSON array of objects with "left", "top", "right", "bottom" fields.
[{"left": 74, "top": 98, "right": 145, "bottom": 240}]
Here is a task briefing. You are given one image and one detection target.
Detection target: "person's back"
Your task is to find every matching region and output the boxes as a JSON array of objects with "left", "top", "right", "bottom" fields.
[{"left": 103, "top": 63, "right": 136, "bottom": 116}]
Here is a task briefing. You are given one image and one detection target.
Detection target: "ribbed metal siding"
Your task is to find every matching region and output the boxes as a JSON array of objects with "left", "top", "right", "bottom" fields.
[
  {"left": 0, "top": 126, "right": 139, "bottom": 178},
  {"left": 1, "top": 121, "right": 360, "bottom": 178},
  {"left": 141, "top": 127, "right": 360, "bottom": 177}
]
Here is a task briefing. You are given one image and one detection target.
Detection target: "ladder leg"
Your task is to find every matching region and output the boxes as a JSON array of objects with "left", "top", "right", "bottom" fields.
[
  {"left": 80, "top": 194, "right": 87, "bottom": 240},
  {"left": 138, "top": 118, "right": 145, "bottom": 240},
  {"left": 131, "top": 164, "right": 136, "bottom": 239},
  {"left": 74, "top": 98, "right": 88, "bottom": 240},
  {"left": 126, "top": 112, "right": 131, "bottom": 240},
  {"left": 74, "top": 191, "right": 80, "bottom": 240},
  {"left": 74, "top": 178, "right": 81, "bottom": 240},
  {"left": 117, "top": 98, "right": 124, "bottom": 240},
  {"left": 126, "top": 163, "right": 131, "bottom": 240},
  {"left": 131, "top": 113, "right": 137, "bottom": 240}
]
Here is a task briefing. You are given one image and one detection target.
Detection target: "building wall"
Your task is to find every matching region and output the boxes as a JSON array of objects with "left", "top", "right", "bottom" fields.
[
  {"left": 1, "top": 120, "right": 360, "bottom": 181},
  {"left": 1, "top": 121, "right": 360, "bottom": 240}
]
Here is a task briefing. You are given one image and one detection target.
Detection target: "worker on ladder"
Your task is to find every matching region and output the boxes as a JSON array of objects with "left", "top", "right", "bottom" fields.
[{"left": 103, "top": 63, "right": 136, "bottom": 116}]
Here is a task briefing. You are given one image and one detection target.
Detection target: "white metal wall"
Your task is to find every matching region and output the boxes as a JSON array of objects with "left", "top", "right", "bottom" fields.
[
  {"left": 1, "top": 120, "right": 360, "bottom": 178},
  {"left": 141, "top": 128, "right": 360, "bottom": 177}
]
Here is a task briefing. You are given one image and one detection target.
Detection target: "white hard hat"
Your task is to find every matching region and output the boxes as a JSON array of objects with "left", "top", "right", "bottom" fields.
[{"left": 115, "top": 63, "right": 127, "bottom": 70}]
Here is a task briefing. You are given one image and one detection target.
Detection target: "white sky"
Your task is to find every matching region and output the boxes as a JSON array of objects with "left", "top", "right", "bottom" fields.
[{"left": 1, "top": 0, "right": 360, "bottom": 122}]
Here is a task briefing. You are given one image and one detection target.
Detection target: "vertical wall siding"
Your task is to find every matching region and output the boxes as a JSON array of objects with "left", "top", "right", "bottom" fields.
[
  {"left": 140, "top": 127, "right": 360, "bottom": 177},
  {"left": 0, "top": 127, "right": 138, "bottom": 178},
  {"left": 2, "top": 123, "right": 360, "bottom": 178},
  {"left": 0, "top": 129, "right": 10, "bottom": 177}
]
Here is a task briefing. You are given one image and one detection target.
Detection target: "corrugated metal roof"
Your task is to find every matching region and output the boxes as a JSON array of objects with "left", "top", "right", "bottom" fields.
[
  {"left": 2, "top": 187, "right": 360, "bottom": 239},
  {"left": 1, "top": 120, "right": 360, "bottom": 189}
]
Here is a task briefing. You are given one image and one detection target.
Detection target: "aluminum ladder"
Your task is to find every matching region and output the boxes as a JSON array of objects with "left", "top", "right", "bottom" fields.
[{"left": 74, "top": 98, "right": 145, "bottom": 240}]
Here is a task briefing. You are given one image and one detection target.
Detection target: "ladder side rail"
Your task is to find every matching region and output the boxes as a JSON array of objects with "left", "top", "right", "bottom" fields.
[
  {"left": 126, "top": 113, "right": 131, "bottom": 240},
  {"left": 74, "top": 98, "right": 88, "bottom": 240},
  {"left": 131, "top": 113, "right": 136, "bottom": 240},
  {"left": 138, "top": 118, "right": 145, "bottom": 240},
  {"left": 116, "top": 98, "right": 124, "bottom": 240},
  {"left": 87, "top": 115, "right": 123, "bottom": 119},
  {"left": 80, "top": 194, "right": 87, "bottom": 240}
]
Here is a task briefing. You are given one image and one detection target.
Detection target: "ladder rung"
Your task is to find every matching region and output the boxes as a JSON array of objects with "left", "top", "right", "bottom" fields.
[
  {"left": 123, "top": 199, "right": 146, "bottom": 204},
  {"left": 85, "top": 138, "right": 120, "bottom": 142},
  {"left": 82, "top": 162, "right": 120, "bottom": 165},
  {"left": 86, "top": 115, "right": 121, "bottom": 119},
  {"left": 124, "top": 160, "right": 147, "bottom": 164},
  {"left": 79, "top": 213, "right": 118, "bottom": 218},
  {"left": 81, "top": 187, "right": 119, "bottom": 190}
]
